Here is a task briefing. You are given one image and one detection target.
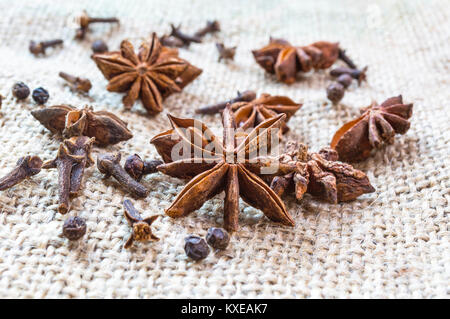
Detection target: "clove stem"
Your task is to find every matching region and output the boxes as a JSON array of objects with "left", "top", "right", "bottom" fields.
[
  {"left": 195, "top": 90, "right": 256, "bottom": 114},
  {"left": 0, "top": 156, "right": 42, "bottom": 191}
]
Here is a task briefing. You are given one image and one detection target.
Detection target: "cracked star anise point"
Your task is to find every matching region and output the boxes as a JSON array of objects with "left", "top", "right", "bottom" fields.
[
  {"left": 330, "top": 95, "right": 413, "bottom": 162},
  {"left": 92, "top": 33, "right": 202, "bottom": 114},
  {"left": 152, "top": 105, "right": 294, "bottom": 232}
]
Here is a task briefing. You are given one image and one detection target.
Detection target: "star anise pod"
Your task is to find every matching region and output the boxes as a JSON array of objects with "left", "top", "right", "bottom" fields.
[
  {"left": 92, "top": 33, "right": 202, "bottom": 114},
  {"left": 31, "top": 105, "right": 132, "bottom": 146},
  {"left": 265, "top": 141, "right": 375, "bottom": 203},
  {"left": 152, "top": 105, "right": 295, "bottom": 231},
  {"left": 231, "top": 93, "right": 302, "bottom": 134},
  {"left": 330, "top": 95, "right": 413, "bottom": 162},
  {"left": 252, "top": 37, "right": 340, "bottom": 84},
  {"left": 195, "top": 92, "right": 302, "bottom": 135}
]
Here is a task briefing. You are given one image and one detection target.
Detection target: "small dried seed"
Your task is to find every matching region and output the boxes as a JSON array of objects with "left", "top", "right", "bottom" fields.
[
  {"left": 32, "top": 87, "right": 49, "bottom": 104},
  {"left": 92, "top": 40, "right": 108, "bottom": 53},
  {"left": 12, "top": 82, "right": 30, "bottom": 100},
  {"left": 206, "top": 227, "right": 230, "bottom": 250},
  {"left": 184, "top": 235, "right": 210, "bottom": 260},
  {"left": 326, "top": 82, "right": 345, "bottom": 104},
  {"left": 63, "top": 216, "right": 87, "bottom": 240}
]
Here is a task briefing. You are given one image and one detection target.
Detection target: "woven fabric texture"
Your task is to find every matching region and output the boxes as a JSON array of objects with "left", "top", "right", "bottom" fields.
[{"left": 0, "top": 0, "right": 448, "bottom": 298}]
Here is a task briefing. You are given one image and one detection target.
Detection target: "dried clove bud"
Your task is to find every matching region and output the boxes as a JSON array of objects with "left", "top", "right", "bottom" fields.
[
  {"left": 338, "top": 48, "right": 358, "bottom": 69},
  {"left": 97, "top": 153, "right": 149, "bottom": 198},
  {"left": 169, "top": 24, "right": 202, "bottom": 46},
  {"left": 31, "top": 105, "right": 133, "bottom": 146},
  {"left": 159, "top": 35, "right": 185, "bottom": 48},
  {"left": 336, "top": 73, "right": 353, "bottom": 88},
  {"left": 195, "top": 90, "right": 256, "bottom": 114},
  {"left": 32, "top": 87, "right": 49, "bottom": 105},
  {"left": 63, "top": 216, "right": 87, "bottom": 240},
  {"left": 123, "top": 199, "right": 159, "bottom": 249},
  {"left": 0, "top": 156, "right": 43, "bottom": 191},
  {"left": 29, "top": 39, "right": 63, "bottom": 56},
  {"left": 184, "top": 235, "right": 210, "bottom": 261},
  {"left": 326, "top": 82, "right": 345, "bottom": 104},
  {"left": 12, "top": 82, "right": 30, "bottom": 100},
  {"left": 206, "top": 227, "right": 230, "bottom": 250},
  {"left": 75, "top": 11, "right": 119, "bottom": 40},
  {"left": 124, "top": 154, "right": 163, "bottom": 181},
  {"left": 194, "top": 20, "right": 220, "bottom": 37},
  {"left": 330, "top": 66, "right": 368, "bottom": 85},
  {"left": 216, "top": 42, "right": 236, "bottom": 62},
  {"left": 43, "top": 142, "right": 85, "bottom": 214},
  {"left": 59, "top": 72, "right": 92, "bottom": 93},
  {"left": 91, "top": 39, "right": 108, "bottom": 53},
  {"left": 64, "top": 136, "right": 95, "bottom": 196}
]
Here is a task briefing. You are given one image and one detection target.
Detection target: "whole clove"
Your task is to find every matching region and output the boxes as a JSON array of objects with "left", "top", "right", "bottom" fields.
[
  {"left": 216, "top": 42, "right": 236, "bottom": 62},
  {"left": 338, "top": 48, "right": 358, "bottom": 69},
  {"left": 123, "top": 199, "right": 159, "bottom": 249},
  {"left": 326, "top": 82, "right": 345, "bottom": 104},
  {"left": 65, "top": 136, "right": 95, "bottom": 196},
  {"left": 91, "top": 39, "right": 108, "bottom": 53},
  {"left": 12, "top": 82, "right": 30, "bottom": 100},
  {"left": 0, "top": 156, "right": 43, "bottom": 191},
  {"left": 75, "top": 11, "right": 120, "bottom": 40},
  {"left": 330, "top": 66, "right": 368, "bottom": 85},
  {"left": 43, "top": 141, "right": 87, "bottom": 214},
  {"left": 124, "top": 154, "right": 162, "bottom": 181},
  {"left": 169, "top": 24, "right": 202, "bottom": 46},
  {"left": 59, "top": 72, "right": 92, "bottom": 93},
  {"left": 63, "top": 216, "right": 87, "bottom": 240},
  {"left": 159, "top": 35, "right": 185, "bottom": 48},
  {"left": 194, "top": 20, "right": 220, "bottom": 37},
  {"left": 97, "top": 153, "right": 149, "bottom": 198},
  {"left": 32, "top": 87, "right": 49, "bottom": 105},
  {"left": 29, "top": 39, "right": 63, "bottom": 56},
  {"left": 195, "top": 90, "right": 256, "bottom": 114},
  {"left": 336, "top": 73, "right": 353, "bottom": 88}
]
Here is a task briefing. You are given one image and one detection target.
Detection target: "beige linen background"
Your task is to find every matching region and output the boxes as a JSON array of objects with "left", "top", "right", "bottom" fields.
[{"left": 0, "top": 0, "right": 448, "bottom": 298}]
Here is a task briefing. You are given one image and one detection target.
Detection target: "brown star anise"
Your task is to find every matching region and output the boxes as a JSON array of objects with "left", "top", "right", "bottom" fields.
[
  {"left": 265, "top": 141, "right": 375, "bottom": 203},
  {"left": 231, "top": 93, "right": 302, "bottom": 134},
  {"left": 92, "top": 33, "right": 202, "bottom": 114},
  {"left": 252, "top": 37, "right": 340, "bottom": 84},
  {"left": 31, "top": 105, "right": 132, "bottom": 146},
  {"left": 330, "top": 95, "right": 413, "bottom": 162},
  {"left": 152, "top": 105, "right": 295, "bottom": 231}
]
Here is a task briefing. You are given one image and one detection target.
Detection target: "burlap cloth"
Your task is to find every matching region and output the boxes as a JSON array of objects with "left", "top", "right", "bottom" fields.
[{"left": 0, "top": 0, "right": 448, "bottom": 298}]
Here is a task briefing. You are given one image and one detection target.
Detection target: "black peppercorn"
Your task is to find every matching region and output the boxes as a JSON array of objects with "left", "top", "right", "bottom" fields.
[
  {"left": 92, "top": 40, "right": 108, "bottom": 53},
  {"left": 336, "top": 73, "right": 353, "bottom": 88},
  {"left": 12, "top": 82, "right": 30, "bottom": 100},
  {"left": 184, "top": 235, "right": 210, "bottom": 260},
  {"left": 206, "top": 227, "right": 230, "bottom": 250},
  {"left": 63, "top": 216, "right": 87, "bottom": 240},
  {"left": 326, "top": 82, "right": 345, "bottom": 104},
  {"left": 32, "top": 87, "right": 49, "bottom": 104}
]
